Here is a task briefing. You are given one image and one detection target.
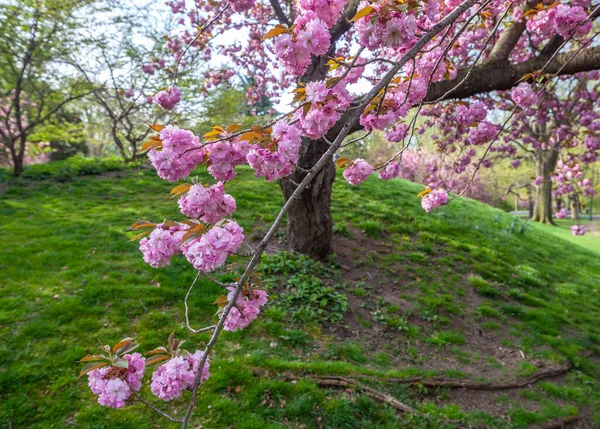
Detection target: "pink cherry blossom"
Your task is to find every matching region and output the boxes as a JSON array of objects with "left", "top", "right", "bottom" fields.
[
  {"left": 182, "top": 221, "right": 244, "bottom": 272},
  {"left": 421, "top": 189, "right": 449, "bottom": 212},
  {"left": 154, "top": 86, "right": 181, "bottom": 110},
  {"left": 343, "top": 159, "right": 373, "bottom": 185},
  {"left": 511, "top": 83, "right": 537, "bottom": 108},
  {"left": 223, "top": 288, "right": 268, "bottom": 331},
  {"left": 147, "top": 126, "right": 206, "bottom": 182},
  {"left": 139, "top": 223, "right": 189, "bottom": 268},
  {"left": 151, "top": 352, "right": 210, "bottom": 401},
  {"left": 87, "top": 353, "right": 146, "bottom": 409},
  {"left": 178, "top": 182, "right": 237, "bottom": 223},
  {"left": 571, "top": 225, "right": 586, "bottom": 236}
]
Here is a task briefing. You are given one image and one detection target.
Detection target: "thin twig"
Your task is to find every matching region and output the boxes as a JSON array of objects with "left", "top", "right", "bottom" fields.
[
  {"left": 184, "top": 272, "right": 217, "bottom": 334},
  {"left": 132, "top": 391, "right": 183, "bottom": 423}
]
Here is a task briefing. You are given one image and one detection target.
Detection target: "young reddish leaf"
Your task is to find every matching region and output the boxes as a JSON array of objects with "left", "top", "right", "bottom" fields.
[
  {"left": 227, "top": 124, "right": 241, "bottom": 133},
  {"left": 180, "top": 223, "right": 207, "bottom": 244},
  {"left": 129, "top": 231, "right": 151, "bottom": 242},
  {"left": 148, "top": 124, "right": 165, "bottom": 132},
  {"left": 168, "top": 331, "right": 175, "bottom": 351},
  {"left": 141, "top": 139, "right": 162, "bottom": 152},
  {"left": 204, "top": 129, "right": 223, "bottom": 140},
  {"left": 418, "top": 187, "right": 432, "bottom": 198},
  {"left": 147, "top": 347, "right": 168, "bottom": 355},
  {"left": 112, "top": 337, "right": 135, "bottom": 353},
  {"left": 262, "top": 26, "right": 288, "bottom": 40},
  {"left": 79, "top": 354, "right": 106, "bottom": 363},
  {"left": 239, "top": 131, "right": 261, "bottom": 143},
  {"left": 213, "top": 295, "right": 229, "bottom": 307},
  {"left": 79, "top": 362, "right": 108, "bottom": 378},
  {"left": 161, "top": 220, "right": 179, "bottom": 229},
  {"left": 170, "top": 183, "right": 192, "bottom": 196},
  {"left": 303, "top": 102, "right": 312, "bottom": 116},
  {"left": 335, "top": 157, "right": 351, "bottom": 169},
  {"left": 146, "top": 354, "right": 171, "bottom": 366},
  {"left": 128, "top": 220, "right": 156, "bottom": 231},
  {"left": 351, "top": 6, "right": 375, "bottom": 21}
]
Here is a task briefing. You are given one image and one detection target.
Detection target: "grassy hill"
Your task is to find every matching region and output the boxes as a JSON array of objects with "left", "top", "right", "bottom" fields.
[{"left": 1, "top": 166, "right": 600, "bottom": 428}]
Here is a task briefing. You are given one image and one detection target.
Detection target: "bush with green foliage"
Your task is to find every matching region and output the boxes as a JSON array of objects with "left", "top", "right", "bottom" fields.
[{"left": 0, "top": 156, "right": 144, "bottom": 182}]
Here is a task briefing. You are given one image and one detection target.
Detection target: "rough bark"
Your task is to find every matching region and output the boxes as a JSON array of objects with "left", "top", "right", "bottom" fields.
[
  {"left": 9, "top": 140, "right": 23, "bottom": 176},
  {"left": 280, "top": 137, "right": 335, "bottom": 258},
  {"left": 532, "top": 149, "right": 559, "bottom": 224},
  {"left": 426, "top": 46, "right": 600, "bottom": 102},
  {"left": 279, "top": 49, "right": 337, "bottom": 258}
]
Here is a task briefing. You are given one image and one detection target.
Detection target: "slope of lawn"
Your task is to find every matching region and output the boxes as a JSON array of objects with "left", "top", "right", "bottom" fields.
[{"left": 1, "top": 165, "right": 600, "bottom": 428}]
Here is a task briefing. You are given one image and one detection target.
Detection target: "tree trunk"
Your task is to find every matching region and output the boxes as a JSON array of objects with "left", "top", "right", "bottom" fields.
[
  {"left": 277, "top": 52, "right": 337, "bottom": 259},
  {"left": 9, "top": 138, "right": 23, "bottom": 176},
  {"left": 532, "top": 149, "right": 558, "bottom": 224},
  {"left": 570, "top": 197, "right": 579, "bottom": 220},
  {"left": 279, "top": 137, "right": 335, "bottom": 259}
]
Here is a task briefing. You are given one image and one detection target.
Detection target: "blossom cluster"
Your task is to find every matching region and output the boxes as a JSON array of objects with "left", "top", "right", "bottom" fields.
[
  {"left": 178, "top": 182, "right": 236, "bottom": 223},
  {"left": 343, "top": 158, "right": 373, "bottom": 185},
  {"left": 223, "top": 287, "right": 269, "bottom": 331},
  {"left": 354, "top": 2, "right": 417, "bottom": 50},
  {"left": 296, "top": 82, "right": 352, "bottom": 139},
  {"left": 511, "top": 83, "right": 537, "bottom": 109},
  {"left": 273, "top": 11, "right": 331, "bottom": 75},
  {"left": 571, "top": 224, "right": 586, "bottom": 236},
  {"left": 87, "top": 353, "right": 146, "bottom": 409},
  {"left": 151, "top": 351, "right": 210, "bottom": 401},
  {"left": 421, "top": 189, "right": 449, "bottom": 212},
  {"left": 139, "top": 223, "right": 189, "bottom": 268},
  {"left": 182, "top": 221, "right": 245, "bottom": 272},
  {"left": 154, "top": 86, "right": 182, "bottom": 110},
  {"left": 247, "top": 121, "right": 302, "bottom": 180},
  {"left": 206, "top": 139, "right": 250, "bottom": 181},
  {"left": 148, "top": 125, "right": 206, "bottom": 182}
]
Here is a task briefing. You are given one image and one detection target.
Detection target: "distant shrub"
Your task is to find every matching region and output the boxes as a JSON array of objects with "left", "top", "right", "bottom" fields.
[{"left": 0, "top": 156, "right": 144, "bottom": 182}]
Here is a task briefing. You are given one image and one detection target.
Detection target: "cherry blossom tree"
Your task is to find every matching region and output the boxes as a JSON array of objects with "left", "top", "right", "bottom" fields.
[
  {"left": 145, "top": 0, "right": 600, "bottom": 256},
  {"left": 79, "top": 0, "right": 600, "bottom": 426}
]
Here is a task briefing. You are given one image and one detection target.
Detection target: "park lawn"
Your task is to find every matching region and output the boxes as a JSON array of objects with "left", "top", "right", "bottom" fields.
[
  {"left": 533, "top": 218, "right": 600, "bottom": 255},
  {"left": 1, "top": 165, "right": 600, "bottom": 428}
]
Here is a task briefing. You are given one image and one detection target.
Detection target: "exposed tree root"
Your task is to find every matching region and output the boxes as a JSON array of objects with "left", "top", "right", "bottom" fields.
[
  {"left": 346, "top": 361, "right": 572, "bottom": 391},
  {"left": 306, "top": 376, "right": 417, "bottom": 414},
  {"left": 256, "top": 362, "right": 573, "bottom": 422},
  {"left": 537, "top": 415, "right": 580, "bottom": 429}
]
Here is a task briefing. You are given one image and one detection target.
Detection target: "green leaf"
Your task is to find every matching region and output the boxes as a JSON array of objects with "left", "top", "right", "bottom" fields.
[{"left": 114, "top": 358, "right": 129, "bottom": 369}]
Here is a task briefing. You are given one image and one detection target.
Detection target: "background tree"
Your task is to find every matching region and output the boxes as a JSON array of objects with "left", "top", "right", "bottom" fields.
[{"left": 0, "top": 0, "right": 93, "bottom": 175}]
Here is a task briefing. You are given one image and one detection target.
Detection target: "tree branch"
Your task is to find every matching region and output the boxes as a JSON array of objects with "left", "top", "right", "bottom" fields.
[
  {"left": 426, "top": 45, "right": 600, "bottom": 102},
  {"left": 269, "top": 0, "right": 291, "bottom": 26}
]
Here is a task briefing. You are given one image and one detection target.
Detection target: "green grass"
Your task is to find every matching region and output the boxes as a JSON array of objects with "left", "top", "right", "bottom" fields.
[
  {"left": 534, "top": 218, "right": 600, "bottom": 255},
  {"left": 2, "top": 165, "right": 600, "bottom": 428}
]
